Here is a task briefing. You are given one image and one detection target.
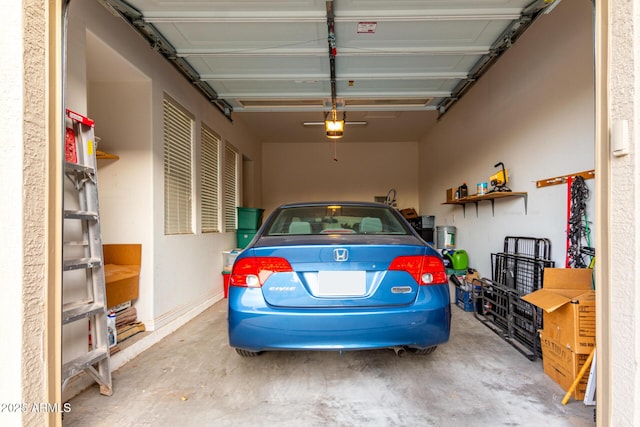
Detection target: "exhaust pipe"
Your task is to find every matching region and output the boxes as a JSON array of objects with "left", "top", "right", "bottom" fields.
[{"left": 392, "top": 346, "right": 407, "bottom": 357}]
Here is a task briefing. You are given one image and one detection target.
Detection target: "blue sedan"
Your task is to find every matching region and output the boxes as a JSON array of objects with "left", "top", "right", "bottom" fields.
[{"left": 227, "top": 201, "right": 451, "bottom": 357}]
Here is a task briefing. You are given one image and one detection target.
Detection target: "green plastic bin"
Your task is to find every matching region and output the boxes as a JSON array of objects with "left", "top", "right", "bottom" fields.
[
  {"left": 237, "top": 207, "right": 264, "bottom": 230},
  {"left": 237, "top": 229, "right": 257, "bottom": 249}
]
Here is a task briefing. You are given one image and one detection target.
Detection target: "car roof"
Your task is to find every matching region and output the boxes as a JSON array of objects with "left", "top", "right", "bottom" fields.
[{"left": 277, "top": 201, "right": 391, "bottom": 209}]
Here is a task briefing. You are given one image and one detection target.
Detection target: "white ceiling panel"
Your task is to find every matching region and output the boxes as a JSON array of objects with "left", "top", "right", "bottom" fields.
[
  {"left": 335, "top": 0, "right": 534, "bottom": 14},
  {"left": 336, "top": 54, "right": 482, "bottom": 76},
  {"left": 154, "top": 22, "right": 326, "bottom": 52},
  {"left": 333, "top": 20, "right": 510, "bottom": 50},
  {"left": 118, "top": 0, "right": 327, "bottom": 15},
  {"left": 99, "top": 0, "right": 559, "bottom": 141},
  {"left": 190, "top": 56, "right": 330, "bottom": 78},
  {"left": 336, "top": 79, "right": 454, "bottom": 95},
  {"left": 213, "top": 79, "right": 330, "bottom": 97}
]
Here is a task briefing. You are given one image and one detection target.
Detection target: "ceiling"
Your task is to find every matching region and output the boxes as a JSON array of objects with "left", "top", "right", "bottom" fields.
[{"left": 98, "top": 0, "right": 559, "bottom": 142}]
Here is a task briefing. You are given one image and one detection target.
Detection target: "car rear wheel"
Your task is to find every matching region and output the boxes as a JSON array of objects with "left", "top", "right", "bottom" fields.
[
  {"left": 235, "top": 348, "right": 262, "bottom": 357},
  {"left": 411, "top": 346, "right": 437, "bottom": 355}
]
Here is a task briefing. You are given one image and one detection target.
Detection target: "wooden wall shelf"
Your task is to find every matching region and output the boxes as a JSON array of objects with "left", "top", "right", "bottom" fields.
[
  {"left": 96, "top": 150, "right": 119, "bottom": 160},
  {"left": 443, "top": 191, "right": 528, "bottom": 217}
]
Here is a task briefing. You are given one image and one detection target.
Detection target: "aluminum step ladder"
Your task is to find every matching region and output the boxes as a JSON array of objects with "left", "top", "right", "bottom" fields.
[{"left": 62, "top": 109, "right": 112, "bottom": 396}]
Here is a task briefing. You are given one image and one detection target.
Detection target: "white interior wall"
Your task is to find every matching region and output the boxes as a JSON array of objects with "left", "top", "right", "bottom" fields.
[
  {"left": 88, "top": 80, "right": 154, "bottom": 322},
  {"left": 418, "top": 0, "right": 595, "bottom": 276},
  {"left": 262, "top": 141, "right": 419, "bottom": 215},
  {"left": 67, "top": 0, "right": 262, "bottom": 334}
]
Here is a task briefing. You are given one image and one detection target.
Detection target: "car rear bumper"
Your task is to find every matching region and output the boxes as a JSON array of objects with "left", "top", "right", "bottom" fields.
[{"left": 228, "top": 285, "right": 451, "bottom": 352}]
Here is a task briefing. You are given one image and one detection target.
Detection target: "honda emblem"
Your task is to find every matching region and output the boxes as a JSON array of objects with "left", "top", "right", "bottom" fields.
[{"left": 333, "top": 248, "right": 349, "bottom": 262}]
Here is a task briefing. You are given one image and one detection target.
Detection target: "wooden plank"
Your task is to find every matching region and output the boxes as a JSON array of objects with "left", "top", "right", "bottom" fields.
[
  {"left": 117, "top": 321, "right": 146, "bottom": 341},
  {"left": 536, "top": 169, "right": 595, "bottom": 188},
  {"left": 442, "top": 191, "right": 527, "bottom": 204},
  {"left": 96, "top": 150, "right": 119, "bottom": 160}
]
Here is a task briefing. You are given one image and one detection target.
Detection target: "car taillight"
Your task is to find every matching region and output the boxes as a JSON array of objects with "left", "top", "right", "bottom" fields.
[
  {"left": 389, "top": 255, "right": 447, "bottom": 285},
  {"left": 230, "top": 257, "right": 293, "bottom": 288}
]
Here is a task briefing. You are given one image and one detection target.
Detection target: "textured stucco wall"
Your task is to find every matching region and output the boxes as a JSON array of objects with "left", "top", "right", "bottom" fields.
[
  {"left": 609, "top": 0, "right": 640, "bottom": 425},
  {"left": 0, "top": 0, "right": 26, "bottom": 425},
  {"left": 22, "top": 0, "right": 49, "bottom": 426},
  {"left": 0, "top": 0, "right": 49, "bottom": 426}
]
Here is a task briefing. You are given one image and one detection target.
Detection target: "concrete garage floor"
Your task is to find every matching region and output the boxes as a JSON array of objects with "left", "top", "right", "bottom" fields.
[{"left": 65, "top": 301, "right": 595, "bottom": 426}]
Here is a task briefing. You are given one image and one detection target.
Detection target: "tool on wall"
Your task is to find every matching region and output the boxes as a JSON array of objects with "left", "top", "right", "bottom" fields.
[
  {"left": 567, "top": 175, "right": 592, "bottom": 269},
  {"left": 535, "top": 169, "right": 595, "bottom": 274},
  {"left": 488, "top": 162, "right": 511, "bottom": 193}
]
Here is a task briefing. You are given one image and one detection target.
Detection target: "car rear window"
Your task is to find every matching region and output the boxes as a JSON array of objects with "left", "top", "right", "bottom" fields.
[{"left": 264, "top": 205, "right": 410, "bottom": 236}]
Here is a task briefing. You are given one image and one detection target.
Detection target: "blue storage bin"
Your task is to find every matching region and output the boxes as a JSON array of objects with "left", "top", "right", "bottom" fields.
[{"left": 456, "top": 286, "right": 481, "bottom": 312}]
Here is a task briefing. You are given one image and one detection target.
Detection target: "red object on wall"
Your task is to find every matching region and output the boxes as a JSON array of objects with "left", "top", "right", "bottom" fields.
[{"left": 65, "top": 127, "right": 77, "bottom": 163}]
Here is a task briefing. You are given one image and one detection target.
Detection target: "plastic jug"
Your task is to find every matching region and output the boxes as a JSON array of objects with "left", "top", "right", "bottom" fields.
[{"left": 459, "top": 182, "right": 468, "bottom": 198}]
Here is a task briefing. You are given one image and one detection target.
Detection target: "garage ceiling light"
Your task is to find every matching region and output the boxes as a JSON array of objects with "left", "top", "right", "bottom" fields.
[{"left": 325, "top": 109, "right": 345, "bottom": 139}]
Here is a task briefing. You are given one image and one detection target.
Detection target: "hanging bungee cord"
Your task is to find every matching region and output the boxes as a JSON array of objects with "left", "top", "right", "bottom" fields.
[{"left": 567, "top": 176, "right": 591, "bottom": 268}]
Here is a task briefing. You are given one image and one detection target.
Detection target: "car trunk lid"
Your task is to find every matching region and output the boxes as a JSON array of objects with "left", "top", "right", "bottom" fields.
[{"left": 244, "top": 242, "right": 438, "bottom": 308}]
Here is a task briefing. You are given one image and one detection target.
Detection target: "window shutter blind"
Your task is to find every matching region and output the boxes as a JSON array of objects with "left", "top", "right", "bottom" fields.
[
  {"left": 223, "top": 146, "right": 238, "bottom": 231},
  {"left": 163, "top": 98, "right": 193, "bottom": 235},
  {"left": 201, "top": 126, "right": 220, "bottom": 233}
]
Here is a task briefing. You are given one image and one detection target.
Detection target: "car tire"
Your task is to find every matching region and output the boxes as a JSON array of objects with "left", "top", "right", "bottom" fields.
[
  {"left": 235, "top": 348, "right": 262, "bottom": 357},
  {"left": 411, "top": 346, "right": 437, "bottom": 355}
]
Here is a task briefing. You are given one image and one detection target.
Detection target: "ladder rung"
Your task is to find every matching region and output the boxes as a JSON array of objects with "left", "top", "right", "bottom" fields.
[
  {"left": 62, "top": 301, "right": 106, "bottom": 324},
  {"left": 64, "top": 161, "right": 95, "bottom": 174},
  {"left": 64, "top": 210, "right": 99, "bottom": 221},
  {"left": 63, "top": 257, "right": 102, "bottom": 271},
  {"left": 64, "top": 240, "right": 89, "bottom": 246},
  {"left": 62, "top": 347, "right": 109, "bottom": 382}
]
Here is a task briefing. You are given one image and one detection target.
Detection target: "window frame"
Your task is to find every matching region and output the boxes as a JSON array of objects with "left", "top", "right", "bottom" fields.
[
  {"left": 223, "top": 144, "right": 239, "bottom": 231},
  {"left": 163, "top": 96, "right": 194, "bottom": 235},
  {"left": 200, "top": 124, "right": 220, "bottom": 233}
]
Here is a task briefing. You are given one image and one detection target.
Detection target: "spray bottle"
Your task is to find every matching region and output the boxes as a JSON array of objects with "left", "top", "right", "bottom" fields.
[{"left": 107, "top": 310, "right": 117, "bottom": 348}]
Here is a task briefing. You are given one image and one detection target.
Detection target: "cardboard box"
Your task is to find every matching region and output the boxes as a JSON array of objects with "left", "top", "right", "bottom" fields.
[
  {"left": 399, "top": 208, "right": 418, "bottom": 219},
  {"left": 103, "top": 244, "right": 141, "bottom": 309},
  {"left": 539, "top": 330, "right": 591, "bottom": 400},
  {"left": 465, "top": 271, "right": 480, "bottom": 284},
  {"left": 446, "top": 188, "right": 455, "bottom": 202},
  {"left": 521, "top": 268, "right": 595, "bottom": 354}
]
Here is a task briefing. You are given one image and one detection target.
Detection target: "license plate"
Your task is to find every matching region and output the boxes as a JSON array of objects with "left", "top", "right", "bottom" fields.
[{"left": 317, "top": 270, "right": 366, "bottom": 296}]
